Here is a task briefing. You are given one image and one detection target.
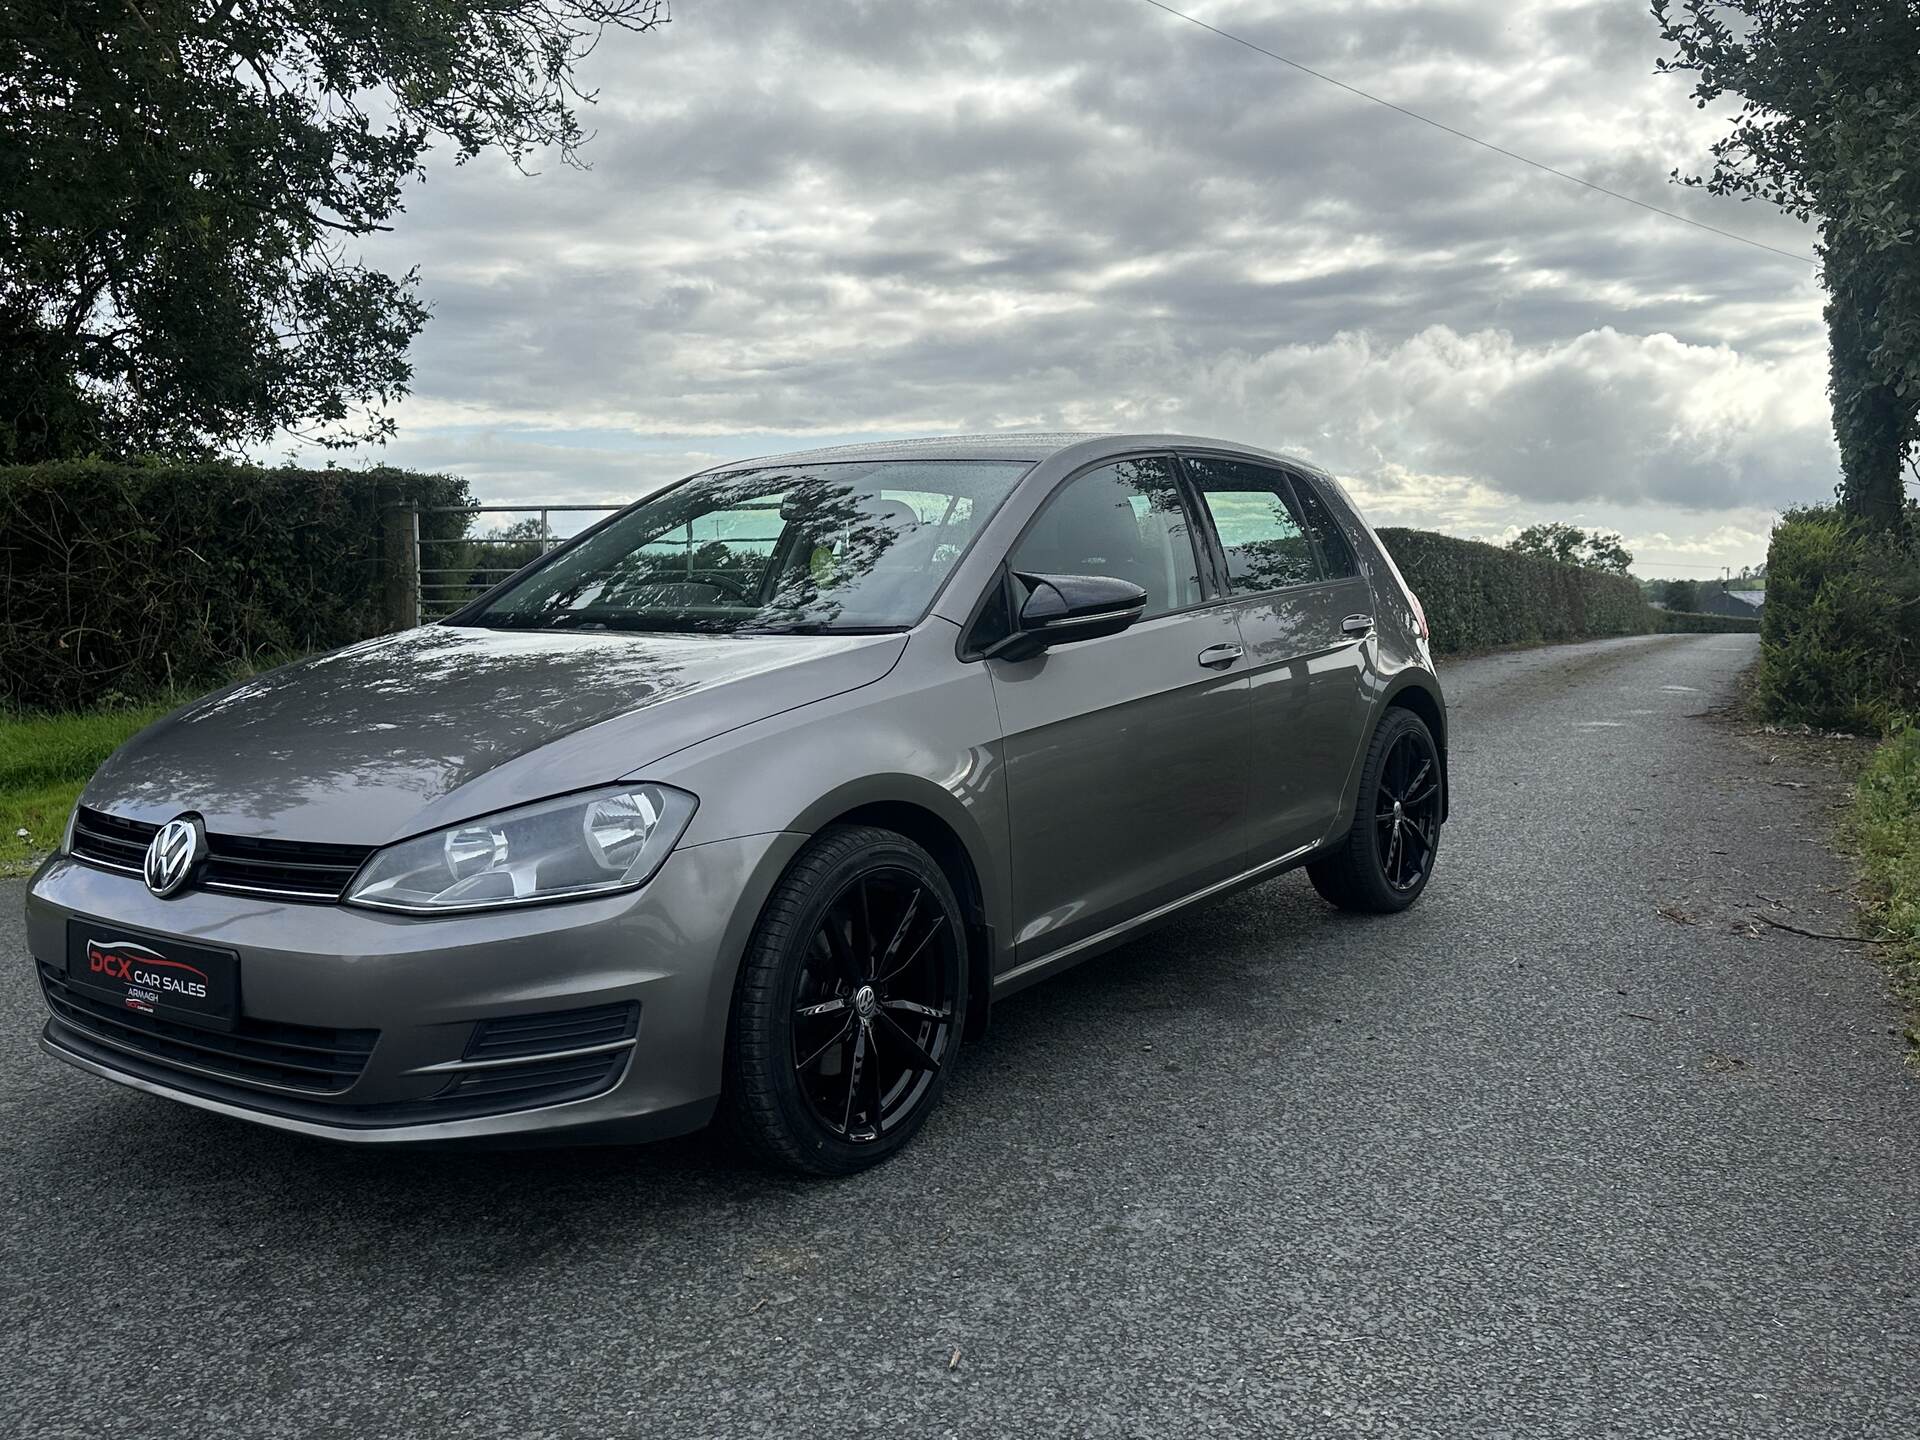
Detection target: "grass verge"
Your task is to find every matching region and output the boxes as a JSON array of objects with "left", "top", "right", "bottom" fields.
[
  {"left": 1850, "top": 722, "right": 1920, "bottom": 1051},
  {"left": 0, "top": 703, "right": 176, "bottom": 877}
]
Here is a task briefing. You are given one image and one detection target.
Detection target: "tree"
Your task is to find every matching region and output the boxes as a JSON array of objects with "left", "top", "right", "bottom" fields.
[
  {"left": 1581, "top": 530, "right": 1634, "bottom": 575},
  {"left": 1654, "top": 1, "right": 1920, "bottom": 530},
  {"left": 0, "top": 1, "right": 666, "bottom": 463},
  {"left": 1662, "top": 577, "right": 1703, "bottom": 611},
  {"left": 1507, "top": 522, "right": 1635, "bottom": 574}
]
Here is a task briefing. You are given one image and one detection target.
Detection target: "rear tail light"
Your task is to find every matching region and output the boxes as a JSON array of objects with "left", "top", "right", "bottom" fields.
[{"left": 1408, "top": 590, "right": 1430, "bottom": 641}]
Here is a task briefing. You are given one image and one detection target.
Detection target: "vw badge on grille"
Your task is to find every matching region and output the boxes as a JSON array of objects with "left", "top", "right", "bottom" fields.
[{"left": 143, "top": 815, "right": 207, "bottom": 898}]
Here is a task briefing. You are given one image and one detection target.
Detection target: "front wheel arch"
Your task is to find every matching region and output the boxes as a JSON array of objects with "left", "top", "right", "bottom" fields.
[
  {"left": 826, "top": 800, "right": 994, "bottom": 1044},
  {"left": 721, "top": 823, "right": 969, "bottom": 1174}
]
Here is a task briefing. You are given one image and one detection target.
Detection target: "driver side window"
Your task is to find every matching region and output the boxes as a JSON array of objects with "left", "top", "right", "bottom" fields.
[{"left": 1008, "top": 457, "right": 1203, "bottom": 621}]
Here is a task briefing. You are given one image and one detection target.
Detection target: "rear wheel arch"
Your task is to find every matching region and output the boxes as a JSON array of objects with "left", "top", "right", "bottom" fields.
[
  {"left": 1309, "top": 703, "right": 1443, "bottom": 912},
  {"left": 1382, "top": 680, "right": 1448, "bottom": 821}
]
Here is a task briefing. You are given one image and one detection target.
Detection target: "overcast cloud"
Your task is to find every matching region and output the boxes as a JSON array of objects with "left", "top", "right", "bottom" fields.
[{"left": 293, "top": 0, "right": 1830, "bottom": 574}]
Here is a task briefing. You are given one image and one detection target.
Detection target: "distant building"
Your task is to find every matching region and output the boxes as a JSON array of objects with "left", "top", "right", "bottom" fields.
[{"left": 1694, "top": 588, "right": 1763, "bottom": 618}]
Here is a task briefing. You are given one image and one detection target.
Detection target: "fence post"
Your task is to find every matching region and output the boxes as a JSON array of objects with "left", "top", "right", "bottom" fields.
[{"left": 382, "top": 505, "right": 421, "bottom": 631}]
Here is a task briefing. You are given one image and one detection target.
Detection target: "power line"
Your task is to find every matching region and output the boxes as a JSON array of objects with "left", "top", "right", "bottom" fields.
[{"left": 1137, "top": 0, "right": 1817, "bottom": 267}]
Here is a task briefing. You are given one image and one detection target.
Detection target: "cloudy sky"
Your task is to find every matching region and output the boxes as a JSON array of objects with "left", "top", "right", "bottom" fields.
[{"left": 297, "top": 0, "right": 1831, "bottom": 577}]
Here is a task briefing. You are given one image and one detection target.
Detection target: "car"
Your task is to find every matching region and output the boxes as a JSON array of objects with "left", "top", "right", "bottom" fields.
[{"left": 25, "top": 433, "right": 1448, "bottom": 1174}]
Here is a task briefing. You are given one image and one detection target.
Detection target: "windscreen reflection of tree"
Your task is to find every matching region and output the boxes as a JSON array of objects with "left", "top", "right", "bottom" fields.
[
  {"left": 607, "top": 540, "right": 765, "bottom": 602},
  {"left": 528, "top": 473, "right": 783, "bottom": 625},
  {"left": 540, "top": 475, "right": 912, "bottom": 631},
  {"left": 755, "top": 484, "right": 908, "bottom": 630}
]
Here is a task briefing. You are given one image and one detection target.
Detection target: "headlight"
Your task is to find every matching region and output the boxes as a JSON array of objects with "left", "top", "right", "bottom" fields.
[{"left": 344, "top": 783, "right": 698, "bottom": 914}]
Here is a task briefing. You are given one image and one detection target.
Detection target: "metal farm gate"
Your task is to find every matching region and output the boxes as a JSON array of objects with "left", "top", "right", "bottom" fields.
[{"left": 384, "top": 503, "right": 624, "bottom": 625}]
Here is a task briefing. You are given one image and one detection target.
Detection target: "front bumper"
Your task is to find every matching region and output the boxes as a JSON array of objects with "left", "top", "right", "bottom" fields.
[{"left": 24, "top": 831, "right": 806, "bottom": 1144}]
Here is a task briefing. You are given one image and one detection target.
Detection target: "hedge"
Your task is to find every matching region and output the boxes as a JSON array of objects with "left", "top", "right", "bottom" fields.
[
  {"left": 1376, "top": 527, "right": 1655, "bottom": 654},
  {"left": 1753, "top": 506, "right": 1920, "bottom": 734},
  {"left": 0, "top": 461, "right": 471, "bottom": 711},
  {"left": 1658, "top": 609, "right": 1762, "bottom": 634},
  {"left": 1851, "top": 724, "right": 1920, "bottom": 1036}
]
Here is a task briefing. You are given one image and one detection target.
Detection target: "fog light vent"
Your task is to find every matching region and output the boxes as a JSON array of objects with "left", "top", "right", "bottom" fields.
[{"left": 464, "top": 1001, "right": 639, "bottom": 1062}]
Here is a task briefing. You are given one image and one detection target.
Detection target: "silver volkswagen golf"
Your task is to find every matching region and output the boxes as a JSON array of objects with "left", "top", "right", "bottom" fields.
[{"left": 27, "top": 434, "right": 1447, "bottom": 1173}]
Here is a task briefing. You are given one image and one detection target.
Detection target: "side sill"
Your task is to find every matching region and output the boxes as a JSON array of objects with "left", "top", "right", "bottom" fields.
[{"left": 991, "top": 841, "right": 1320, "bottom": 999}]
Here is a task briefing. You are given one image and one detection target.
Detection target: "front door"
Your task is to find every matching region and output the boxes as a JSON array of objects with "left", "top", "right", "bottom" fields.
[{"left": 985, "top": 456, "right": 1251, "bottom": 966}]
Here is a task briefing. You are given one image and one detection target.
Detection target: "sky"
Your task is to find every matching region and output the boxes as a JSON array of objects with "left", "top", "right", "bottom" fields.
[{"left": 291, "top": 0, "right": 1833, "bottom": 577}]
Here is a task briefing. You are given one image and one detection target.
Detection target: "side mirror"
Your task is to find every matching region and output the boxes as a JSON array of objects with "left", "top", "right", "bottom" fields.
[{"left": 985, "top": 572, "right": 1149, "bottom": 661}]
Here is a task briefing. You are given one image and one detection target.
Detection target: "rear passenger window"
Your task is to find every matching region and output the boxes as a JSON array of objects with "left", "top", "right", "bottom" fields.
[
  {"left": 1289, "top": 475, "right": 1358, "bottom": 579},
  {"left": 1183, "top": 458, "right": 1318, "bottom": 595}
]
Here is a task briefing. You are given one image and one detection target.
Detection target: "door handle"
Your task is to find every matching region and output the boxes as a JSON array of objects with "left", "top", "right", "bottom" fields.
[
  {"left": 1341, "top": 614, "right": 1375, "bottom": 637},
  {"left": 1197, "top": 643, "right": 1244, "bottom": 669}
]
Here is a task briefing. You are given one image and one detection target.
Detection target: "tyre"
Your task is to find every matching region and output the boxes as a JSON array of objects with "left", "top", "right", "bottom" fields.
[
  {"left": 723, "top": 825, "right": 967, "bottom": 1175},
  {"left": 1307, "top": 707, "right": 1443, "bottom": 913}
]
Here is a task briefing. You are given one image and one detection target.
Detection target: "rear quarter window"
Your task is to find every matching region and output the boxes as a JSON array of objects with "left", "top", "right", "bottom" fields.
[{"left": 1287, "top": 476, "right": 1359, "bottom": 580}]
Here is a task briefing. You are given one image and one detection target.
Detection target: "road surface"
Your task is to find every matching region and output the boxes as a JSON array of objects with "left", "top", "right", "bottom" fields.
[{"left": 2, "top": 633, "right": 1915, "bottom": 1438}]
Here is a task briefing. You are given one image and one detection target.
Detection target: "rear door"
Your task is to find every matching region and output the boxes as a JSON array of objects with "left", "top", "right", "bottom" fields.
[
  {"left": 981, "top": 455, "right": 1252, "bottom": 967},
  {"left": 1179, "top": 454, "right": 1378, "bottom": 862}
]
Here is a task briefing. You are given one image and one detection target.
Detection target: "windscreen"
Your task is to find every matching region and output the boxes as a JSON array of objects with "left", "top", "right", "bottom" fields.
[{"left": 461, "top": 459, "right": 1030, "bottom": 635}]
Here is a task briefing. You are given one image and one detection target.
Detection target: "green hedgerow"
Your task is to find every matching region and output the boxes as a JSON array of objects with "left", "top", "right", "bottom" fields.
[
  {"left": 1754, "top": 508, "right": 1920, "bottom": 735},
  {"left": 1852, "top": 722, "right": 1920, "bottom": 1039},
  {"left": 0, "top": 459, "right": 470, "bottom": 710},
  {"left": 1376, "top": 528, "right": 1655, "bottom": 654}
]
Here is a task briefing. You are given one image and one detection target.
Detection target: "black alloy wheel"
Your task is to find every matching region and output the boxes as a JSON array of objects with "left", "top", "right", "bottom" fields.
[
  {"left": 1307, "top": 706, "right": 1443, "bottom": 913},
  {"left": 791, "top": 867, "right": 958, "bottom": 1143},
  {"left": 724, "top": 825, "right": 967, "bottom": 1174},
  {"left": 1374, "top": 727, "right": 1441, "bottom": 892}
]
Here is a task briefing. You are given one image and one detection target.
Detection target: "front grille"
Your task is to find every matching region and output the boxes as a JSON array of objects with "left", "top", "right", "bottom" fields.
[
  {"left": 39, "top": 962, "right": 378, "bottom": 1094},
  {"left": 70, "top": 807, "right": 374, "bottom": 903},
  {"left": 465, "top": 1001, "right": 640, "bottom": 1061},
  {"left": 200, "top": 832, "right": 375, "bottom": 901},
  {"left": 68, "top": 808, "right": 153, "bottom": 872}
]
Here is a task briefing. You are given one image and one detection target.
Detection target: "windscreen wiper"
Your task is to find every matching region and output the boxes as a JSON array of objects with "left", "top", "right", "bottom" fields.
[{"left": 736, "top": 623, "right": 905, "bottom": 636}]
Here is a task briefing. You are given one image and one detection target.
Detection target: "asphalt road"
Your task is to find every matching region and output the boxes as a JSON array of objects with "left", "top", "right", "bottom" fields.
[{"left": 3, "top": 633, "right": 1915, "bottom": 1439}]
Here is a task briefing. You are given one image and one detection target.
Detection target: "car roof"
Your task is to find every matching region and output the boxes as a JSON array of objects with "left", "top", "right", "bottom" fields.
[{"left": 699, "top": 432, "right": 1336, "bottom": 478}]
